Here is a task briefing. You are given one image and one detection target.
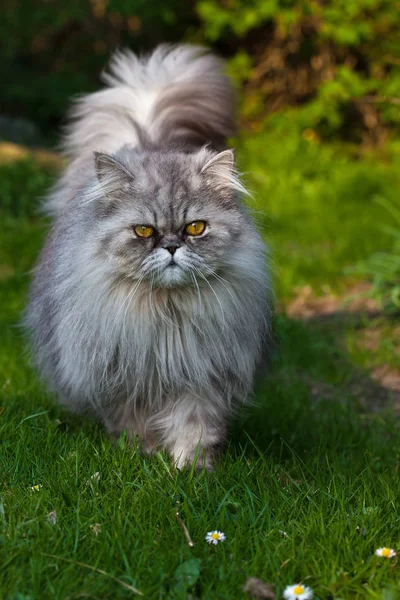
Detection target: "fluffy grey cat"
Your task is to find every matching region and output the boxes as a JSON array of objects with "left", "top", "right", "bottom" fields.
[{"left": 26, "top": 44, "right": 271, "bottom": 469}]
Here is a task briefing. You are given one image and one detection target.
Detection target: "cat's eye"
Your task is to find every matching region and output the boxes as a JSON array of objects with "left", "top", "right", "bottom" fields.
[
  {"left": 185, "top": 221, "right": 206, "bottom": 236},
  {"left": 134, "top": 225, "right": 154, "bottom": 238}
]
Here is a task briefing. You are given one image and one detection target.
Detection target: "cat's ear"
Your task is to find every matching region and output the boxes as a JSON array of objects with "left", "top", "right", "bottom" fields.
[
  {"left": 94, "top": 152, "right": 134, "bottom": 195},
  {"left": 200, "top": 149, "right": 235, "bottom": 178},
  {"left": 199, "top": 149, "right": 248, "bottom": 196}
]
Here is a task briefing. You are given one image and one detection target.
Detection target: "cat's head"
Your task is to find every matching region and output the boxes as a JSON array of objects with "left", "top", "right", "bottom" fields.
[{"left": 89, "top": 146, "right": 258, "bottom": 288}]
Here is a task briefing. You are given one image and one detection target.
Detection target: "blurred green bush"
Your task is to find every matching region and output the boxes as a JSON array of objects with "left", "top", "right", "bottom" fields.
[
  {"left": 1, "top": 0, "right": 400, "bottom": 145},
  {"left": 202, "top": 0, "right": 400, "bottom": 145},
  {"left": 350, "top": 197, "right": 400, "bottom": 311}
]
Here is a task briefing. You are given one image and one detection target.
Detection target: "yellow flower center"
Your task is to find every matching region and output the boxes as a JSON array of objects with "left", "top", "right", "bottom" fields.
[
  {"left": 211, "top": 533, "right": 220, "bottom": 540},
  {"left": 381, "top": 548, "right": 391, "bottom": 557},
  {"left": 294, "top": 585, "right": 305, "bottom": 595}
]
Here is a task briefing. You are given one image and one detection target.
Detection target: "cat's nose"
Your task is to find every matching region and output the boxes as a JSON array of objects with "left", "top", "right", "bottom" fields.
[{"left": 164, "top": 242, "right": 180, "bottom": 255}]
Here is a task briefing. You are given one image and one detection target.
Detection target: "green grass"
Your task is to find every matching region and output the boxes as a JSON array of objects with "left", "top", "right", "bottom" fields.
[
  {"left": 1, "top": 129, "right": 400, "bottom": 599},
  {"left": 239, "top": 122, "right": 400, "bottom": 299}
]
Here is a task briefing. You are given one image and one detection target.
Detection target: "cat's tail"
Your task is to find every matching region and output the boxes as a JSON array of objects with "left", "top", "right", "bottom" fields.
[{"left": 62, "top": 44, "right": 236, "bottom": 159}]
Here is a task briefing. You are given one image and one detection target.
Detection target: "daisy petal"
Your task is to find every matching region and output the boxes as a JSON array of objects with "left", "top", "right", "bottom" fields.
[
  {"left": 375, "top": 547, "right": 396, "bottom": 558},
  {"left": 283, "top": 583, "right": 313, "bottom": 600}
]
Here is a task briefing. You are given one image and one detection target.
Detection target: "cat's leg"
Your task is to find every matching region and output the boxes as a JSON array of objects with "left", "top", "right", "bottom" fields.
[
  {"left": 102, "top": 403, "right": 157, "bottom": 453},
  {"left": 150, "top": 394, "right": 228, "bottom": 470}
]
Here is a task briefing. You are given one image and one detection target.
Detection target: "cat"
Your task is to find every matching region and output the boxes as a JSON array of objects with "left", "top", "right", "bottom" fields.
[{"left": 26, "top": 44, "right": 271, "bottom": 470}]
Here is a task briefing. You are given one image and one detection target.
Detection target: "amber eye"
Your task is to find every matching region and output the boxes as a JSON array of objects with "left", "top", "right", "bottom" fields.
[
  {"left": 134, "top": 225, "right": 154, "bottom": 238},
  {"left": 185, "top": 221, "right": 206, "bottom": 236}
]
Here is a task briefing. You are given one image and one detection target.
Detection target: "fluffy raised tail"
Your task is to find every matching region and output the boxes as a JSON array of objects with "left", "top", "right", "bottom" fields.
[{"left": 63, "top": 44, "right": 236, "bottom": 158}]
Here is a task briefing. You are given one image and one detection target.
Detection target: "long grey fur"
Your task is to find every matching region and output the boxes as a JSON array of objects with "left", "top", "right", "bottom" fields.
[{"left": 26, "top": 44, "right": 271, "bottom": 469}]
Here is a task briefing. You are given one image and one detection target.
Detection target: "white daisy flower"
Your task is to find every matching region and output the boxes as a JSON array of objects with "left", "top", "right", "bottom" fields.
[
  {"left": 205, "top": 530, "right": 226, "bottom": 545},
  {"left": 375, "top": 547, "right": 396, "bottom": 558},
  {"left": 283, "top": 583, "right": 313, "bottom": 599}
]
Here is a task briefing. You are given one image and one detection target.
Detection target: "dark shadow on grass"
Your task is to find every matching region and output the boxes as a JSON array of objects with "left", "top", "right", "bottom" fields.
[{"left": 229, "top": 311, "right": 400, "bottom": 469}]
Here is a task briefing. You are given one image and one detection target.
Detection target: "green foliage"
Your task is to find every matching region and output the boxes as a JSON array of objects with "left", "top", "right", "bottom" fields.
[
  {"left": 1, "top": 0, "right": 400, "bottom": 143},
  {"left": 0, "top": 0, "right": 194, "bottom": 135},
  {"left": 172, "top": 558, "right": 201, "bottom": 598},
  {"left": 198, "top": 0, "right": 400, "bottom": 142},
  {"left": 197, "top": 0, "right": 279, "bottom": 39},
  {"left": 350, "top": 197, "right": 400, "bottom": 311}
]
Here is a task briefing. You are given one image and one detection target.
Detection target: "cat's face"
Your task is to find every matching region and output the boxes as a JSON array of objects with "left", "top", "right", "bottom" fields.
[{"left": 92, "top": 148, "right": 252, "bottom": 288}]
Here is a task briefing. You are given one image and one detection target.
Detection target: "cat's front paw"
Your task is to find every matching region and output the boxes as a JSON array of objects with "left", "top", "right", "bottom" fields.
[{"left": 172, "top": 446, "right": 216, "bottom": 472}]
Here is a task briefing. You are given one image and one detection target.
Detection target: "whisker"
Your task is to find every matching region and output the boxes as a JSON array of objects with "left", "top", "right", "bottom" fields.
[
  {"left": 122, "top": 273, "right": 146, "bottom": 329},
  {"left": 191, "top": 266, "right": 225, "bottom": 326},
  {"left": 107, "top": 272, "right": 136, "bottom": 298},
  {"left": 153, "top": 267, "right": 178, "bottom": 327},
  {"left": 201, "top": 265, "right": 237, "bottom": 306},
  {"left": 189, "top": 268, "right": 202, "bottom": 312},
  {"left": 114, "top": 273, "right": 146, "bottom": 325}
]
